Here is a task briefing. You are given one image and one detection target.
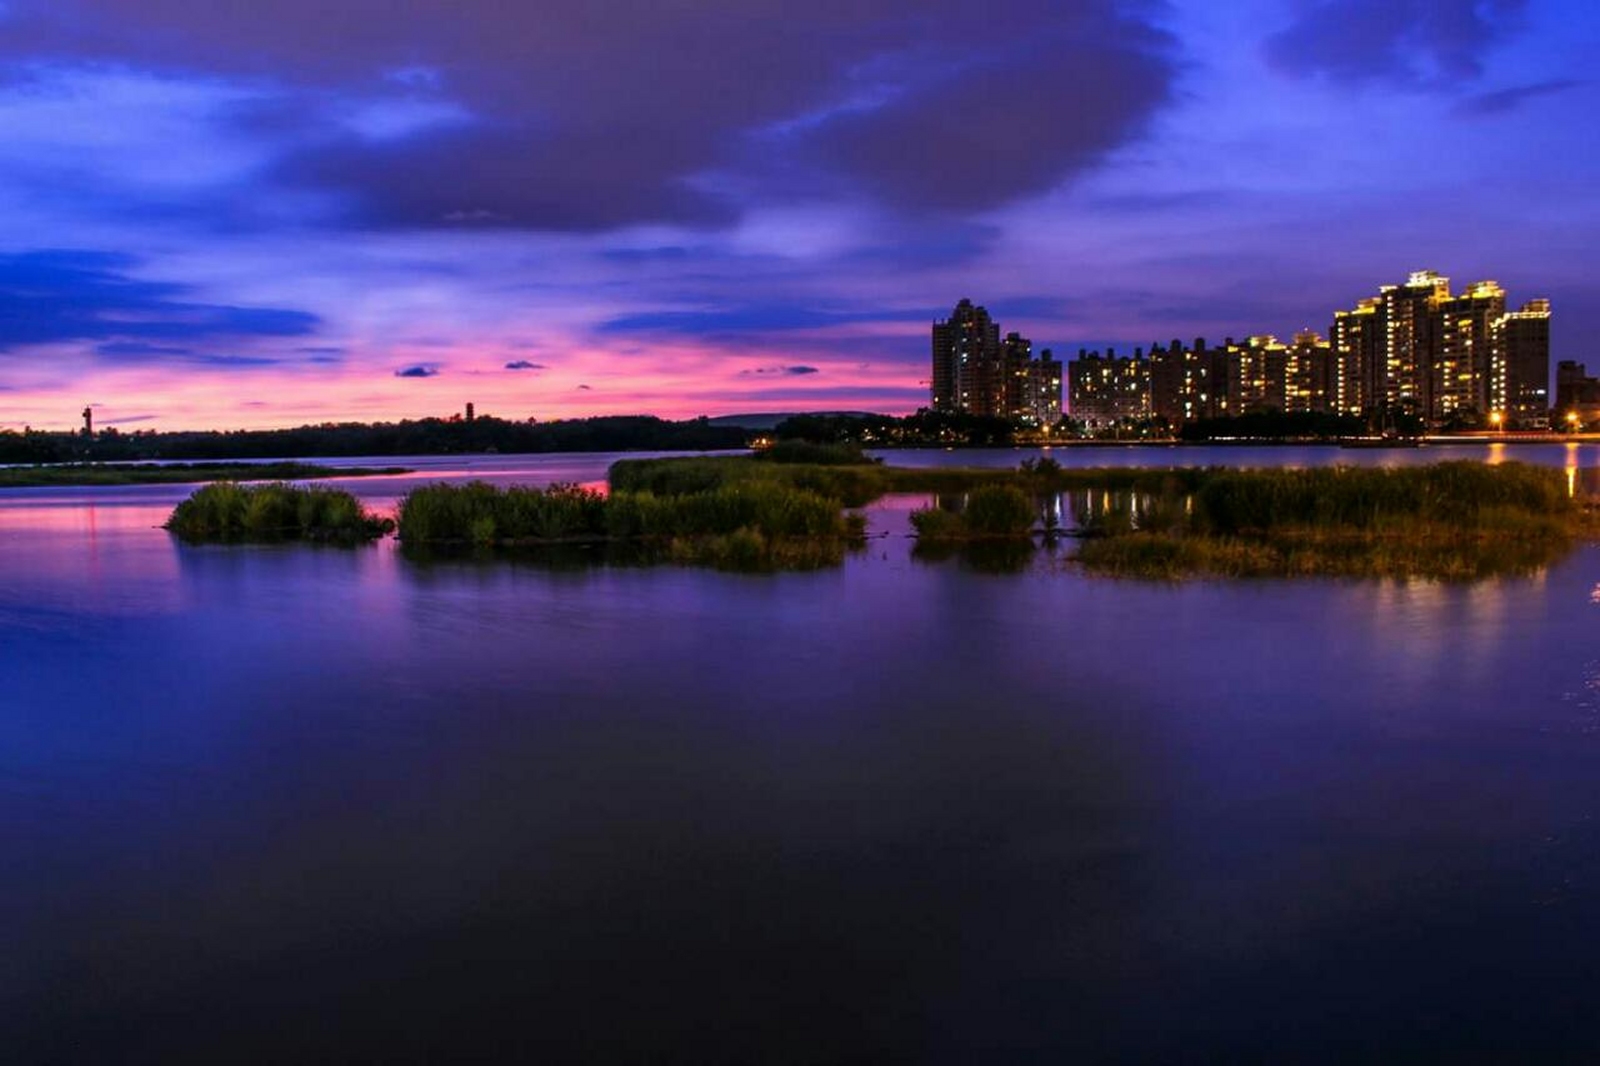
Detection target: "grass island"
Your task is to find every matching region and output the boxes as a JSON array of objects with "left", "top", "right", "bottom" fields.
[{"left": 163, "top": 441, "right": 1600, "bottom": 579}]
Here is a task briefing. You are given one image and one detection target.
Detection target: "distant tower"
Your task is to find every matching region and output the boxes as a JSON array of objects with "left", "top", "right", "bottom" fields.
[
  {"left": 465, "top": 403, "right": 476, "bottom": 422},
  {"left": 82, "top": 406, "right": 93, "bottom": 437}
]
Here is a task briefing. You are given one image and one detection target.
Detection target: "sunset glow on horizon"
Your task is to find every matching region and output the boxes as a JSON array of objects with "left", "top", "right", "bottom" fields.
[{"left": 1, "top": 1, "right": 1597, "bottom": 431}]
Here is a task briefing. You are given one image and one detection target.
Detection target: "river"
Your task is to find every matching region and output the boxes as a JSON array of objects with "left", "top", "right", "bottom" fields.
[{"left": 4, "top": 444, "right": 1600, "bottom": 1061}]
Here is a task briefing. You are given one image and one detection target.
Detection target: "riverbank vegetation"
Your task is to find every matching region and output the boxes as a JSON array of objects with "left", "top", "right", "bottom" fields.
[
  {"left": 612, "top": 454, "right": 1595, "bottom": 580},
  {"left": 1073, "top": 462, "right": 1593, "bottom": 580},
  {"left": 0, "top": 461, "right": 408, "bottom": 488},
  {"left": 159, "top": 450, "right": 1596, "bottom": 579},
  {"left": 165, "top": 483, "right": 395, "bottom": 542}
]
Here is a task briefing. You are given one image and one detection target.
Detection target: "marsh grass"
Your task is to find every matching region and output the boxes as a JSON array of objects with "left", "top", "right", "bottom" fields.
[
  {"left": 608, "top": 456, "right": 890, "bottom": 507},
  {"left": 607, "top": 456, "right": 1591, "bottom": 579},
  {"left": 909, "top": 484, "right": 1037, "bottom": 539},
  {"left": 165, "top": 482, "right": 394, "bottom": 542},
  {"left": 1073, "top": 462, "right": 1592, "bottom": 580},
  {"left": 1075, "top": 525, "right": 1574, "bottom": 581}
]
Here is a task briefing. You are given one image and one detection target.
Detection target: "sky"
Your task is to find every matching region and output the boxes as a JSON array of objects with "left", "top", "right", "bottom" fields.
[{"left": 0, "top": 0, "right": 1596, "bottom": 430}]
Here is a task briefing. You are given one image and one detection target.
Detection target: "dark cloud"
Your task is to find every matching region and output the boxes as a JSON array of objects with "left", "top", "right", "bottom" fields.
[
  {"left": 0, "top": 249, "right": 318, "bottom": 357},
  {"left": 394, "top": 364, "right": 439, "bottom": 378},
  {"left": 601, "top": 304, "right": 925, "bottom": 335},
  {"left": 576, "top": 384, "right": 592, "bottom": 391},
  {"left": 95, "top": 342, "right": 191, "bottom": 358},
  {"left": 101, "top": 413, "right": 159, "bottom": 425},
  {"left": 1265, "top": 0, "right": 1527, "bottom": 85},
  {"left": 0, "top": 1, "right": 1177, "bottom": 230},
  {"left": 741, "top": 365, "right": 820, "bottom": 376},
  {"left": 694, "top": 384, "right": 923, "bottom": 404},
  {"left": 504, "top": 360, "right": 546, "bottom": 371},
  {"left": 808, "top": 27, "right": 1172, "bottom": 211},
  {"left": 92, "top": 341, "right": 284, "bottom": 367},
  {"left": 1455, "top": 78, "right": 1584, "bottom": 115}
]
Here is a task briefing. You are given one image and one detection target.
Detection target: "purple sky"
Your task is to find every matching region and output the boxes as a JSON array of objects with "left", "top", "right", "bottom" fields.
[{"left": 0, "top": 0, "right": 1596, "bottom": 428}]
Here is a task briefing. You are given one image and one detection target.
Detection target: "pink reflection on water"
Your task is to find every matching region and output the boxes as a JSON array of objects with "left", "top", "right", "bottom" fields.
[{"left": 0, "top": 497, "right": 183, "bottom": 622}]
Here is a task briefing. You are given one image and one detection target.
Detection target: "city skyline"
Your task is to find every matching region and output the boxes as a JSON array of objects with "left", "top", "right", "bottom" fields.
[
  {"left": 0, "top": 1, "right": 1597, "bottom": 431},
  {"left": 1058, "top": 269, "right": 1553, "bottom": 428}
]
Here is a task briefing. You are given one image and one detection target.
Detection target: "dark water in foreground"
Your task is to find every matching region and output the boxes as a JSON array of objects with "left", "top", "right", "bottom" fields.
[{"left": 5, "top": 445, "right": 1600, "bottom": 1062}]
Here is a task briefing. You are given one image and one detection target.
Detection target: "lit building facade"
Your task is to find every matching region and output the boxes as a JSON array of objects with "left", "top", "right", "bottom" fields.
[
  {"left": 1068, "top": 348, "right": 1152, "bottom": 424},
  {"left": 1150, "top": 338, "right": 1227, "bottom": 423},
  {"left": 1025, "top": 348, "right": 1063, "bottom": 425},
  {"left": 1493, "top": 299, "right": 1551, "bottom": 426},
  {"left": 930, "top": 300, "right": 1061, "bottom": 422},
  {"left": 1282, "top": 330, "right": 1336, "bottom": 413},
  {"left": 1330, "top": 272, "right": 1550, "bottom": 426},
  {"left": 1331, "top": 298, "right": 1381, "bottom": 416}
]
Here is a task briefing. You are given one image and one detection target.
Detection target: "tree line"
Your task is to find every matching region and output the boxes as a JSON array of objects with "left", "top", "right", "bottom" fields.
[{"left": 0, "top": 415, "right": 751, "bottom": 463}]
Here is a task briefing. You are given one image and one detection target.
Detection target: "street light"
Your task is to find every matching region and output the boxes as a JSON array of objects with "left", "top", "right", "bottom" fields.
[
  {"left": 1567, "top": 411, "right": 1581, "bottom": 434},
  {"left": 1489, "top": 411, "right": 1504, "bottom": 434}
]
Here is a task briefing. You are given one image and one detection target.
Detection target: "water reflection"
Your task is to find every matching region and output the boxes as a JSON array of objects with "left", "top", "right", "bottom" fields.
[
  {"left": 911, "top": 536, "right": 1036, "bottom": 574},
  {"left": 0, "top": 499, "right": 184, "bottom": 625},
  {"left": 9, "top": 448, "right": 1600, "bottom": 1059}
]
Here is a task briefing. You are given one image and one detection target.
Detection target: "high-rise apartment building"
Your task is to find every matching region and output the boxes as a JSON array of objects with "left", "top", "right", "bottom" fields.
[
  {"left": 1027, "top": 348, "right": 1064, "bottom": 425},
  {"left": 1378, "top": 270, "right": 1450, "bottom": 415},
  {"left": 1002, "top": 332, "right": 1033, "bottom": 420},
  {"left": 1331, "top": 298, "right": 1381, "bottom": 416},
  {"left": 1067, "top": 348, "right": 1152, "bottom": 424},
  {"left": 930, "top": 298, "right": 999, "bottom": 415},
  {"left": 1493, "top": 299, "right": 1551, "bottom": 426},
  {"left": 930, "top": 300, "right": 1061, "bottom": 422},
  {"left": 1283, "top": 331, "right": 1335, "bottom": 413},
  {"left": 1331, "top": 272, "right": 1549, "bottom": 427},
  {"left": 1148, "top": 338, "right": 1228, "bottom": 423},
  {"left": 1432, "top": 280, "right": 1505, "bottom": 419}
]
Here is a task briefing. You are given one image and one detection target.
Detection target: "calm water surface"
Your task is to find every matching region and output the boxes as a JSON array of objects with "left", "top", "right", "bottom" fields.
[{"left": 5, "top": 445, "right": 1600, "bottom": 1062}]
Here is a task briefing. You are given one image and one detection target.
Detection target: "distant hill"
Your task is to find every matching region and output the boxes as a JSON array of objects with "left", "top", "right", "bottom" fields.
[{"left": 704, "top": 411, "right": 886, "bottom": 430}]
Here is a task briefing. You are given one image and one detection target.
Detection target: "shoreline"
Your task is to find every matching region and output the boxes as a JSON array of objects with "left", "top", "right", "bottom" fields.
[{"left": 0, "top": 461, "right": 412, "bottom": 489}]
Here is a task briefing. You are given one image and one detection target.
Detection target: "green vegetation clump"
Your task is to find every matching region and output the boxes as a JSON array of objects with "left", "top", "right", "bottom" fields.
[
  {"left": 165, "top": 482, "right": 394, "bottom": 542},
  {"left": 907, "top": 506, "right": 968, "bottom": 540},
  {"left": 396, "top": 482, "right": 610, "bottom": 543},
  {"left": 963, "top": 485, "right": 1036, "bottom": 535},
  {"left": 608, "top": 455, "right": 891, "bottom": 507},
  {"left": 396, "top": 480, "right": 866, "bottom": 571},
  {"left": 909, "top": 484, "right": 1037, "bottom": 539},
  {"left": 398, "top": 480, "right": 851, "bottom": 543},
  {"left": 1189, "top": 461, "right": 1568, "bottom": 534},
  {"left": 0, "top": 461, "right": 407, "bottom": 489}
]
